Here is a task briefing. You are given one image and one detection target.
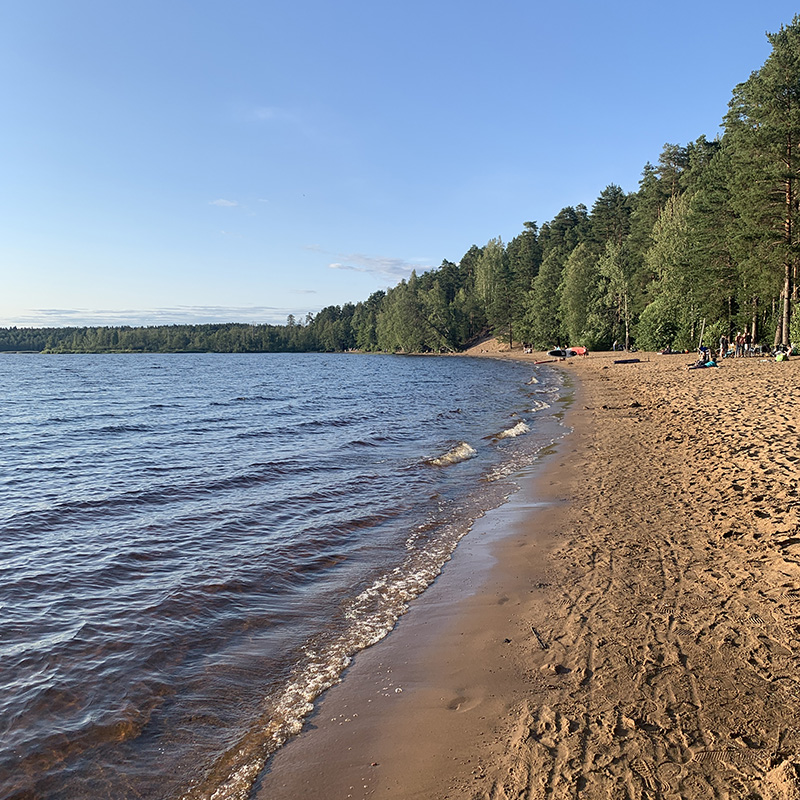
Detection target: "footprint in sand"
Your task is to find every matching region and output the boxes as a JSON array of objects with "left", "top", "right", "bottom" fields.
[{"left": 445, "top": 695, "right": 481, "bottom": 712}]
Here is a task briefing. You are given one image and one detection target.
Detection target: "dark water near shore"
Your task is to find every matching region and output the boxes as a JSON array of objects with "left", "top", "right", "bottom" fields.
[{"left": 0, "top": 352, "right": 565, "bottom": 800}]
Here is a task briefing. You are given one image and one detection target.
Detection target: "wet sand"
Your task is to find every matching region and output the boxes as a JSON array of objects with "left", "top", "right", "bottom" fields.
[{"left": 257, "top": 348, "right": 800, "bottom": 799}]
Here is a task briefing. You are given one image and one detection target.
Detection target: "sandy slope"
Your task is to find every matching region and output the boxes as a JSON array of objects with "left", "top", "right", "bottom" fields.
[{"left": 260, "top": 348, "right": 800, "bottom": 800}]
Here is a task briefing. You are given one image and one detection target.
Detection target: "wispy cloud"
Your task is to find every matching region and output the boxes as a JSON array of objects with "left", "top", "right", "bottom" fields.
[
  {"left": 253, "top": 106, "right": 298, "bottom": 124},
  {"left": 3, "top": 306, "right": 317, "bottom": 328},
  {"left": 209, "top": 199, "right": 238, "bottom": 207},
  {"left": 328, "top": 253, "right": 434, "bottom": 281}
]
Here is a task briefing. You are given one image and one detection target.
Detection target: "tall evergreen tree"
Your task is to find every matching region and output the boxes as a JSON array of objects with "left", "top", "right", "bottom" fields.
[
  {"left": 487, "top": 247, "right": 516, "bottom": 346},
  {"left": 685, "top": 144, "right": 743, "bottom": 337},
  {"left": 538, "top": 205, "right": 589, "bottom": 258},
  {"left": 590, "top": 184, "right": 632, "bottom": 248},
  {"left": 725, "top": 14, "right": 800, "bottom": 344},
  {"left": 658, "top": 143, "right": 690, "bottom": 199},
  {"left": 455, "top": 245, "right": 486, "bottom": 340},
  {"left": 506, "top": 222, "right": 542, "bottom": 347}
]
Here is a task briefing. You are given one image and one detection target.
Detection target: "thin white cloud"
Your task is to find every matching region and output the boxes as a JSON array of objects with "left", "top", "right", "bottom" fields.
[
  {"left": 210, "top": 199, "right": 238, "bottom": 207},
  {"left": 328, "top": 253, "right": 434, "bottom": 281},
  {"left": 253, "top": 106, "right": 301, "bottom": 125}
]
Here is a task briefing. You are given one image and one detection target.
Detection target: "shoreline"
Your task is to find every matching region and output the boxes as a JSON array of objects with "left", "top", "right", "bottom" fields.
[
  {"left": 256, "top": 348, "right": 800, "bottom": 799},
  {"left": 255, "top": 363, "right": 577, "bottom": 800}
]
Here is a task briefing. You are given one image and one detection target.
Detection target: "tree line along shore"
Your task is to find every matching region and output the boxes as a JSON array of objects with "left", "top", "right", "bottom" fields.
[{"left": 5, "top": 17, "right": 800, "bottom": 357}]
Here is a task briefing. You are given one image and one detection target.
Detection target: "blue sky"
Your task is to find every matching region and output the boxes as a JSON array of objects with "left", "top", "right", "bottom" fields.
[{"left": 1, "top": 1, "right": 798, "bottom": 328}]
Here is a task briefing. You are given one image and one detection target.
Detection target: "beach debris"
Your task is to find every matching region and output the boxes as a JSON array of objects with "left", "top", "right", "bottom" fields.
[{"left": 531, "top": 626, "right": 549, "bottom": 650}]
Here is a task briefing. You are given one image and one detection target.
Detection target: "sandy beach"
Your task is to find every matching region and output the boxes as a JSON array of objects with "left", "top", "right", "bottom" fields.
[{"left": 257, "top": 347, "right": 800, "bottom": 799}]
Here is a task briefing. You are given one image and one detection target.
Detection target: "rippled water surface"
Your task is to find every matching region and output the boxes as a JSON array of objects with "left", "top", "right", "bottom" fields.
[{"left": 0, "top": 353, "right": 565, "bottom": 799}]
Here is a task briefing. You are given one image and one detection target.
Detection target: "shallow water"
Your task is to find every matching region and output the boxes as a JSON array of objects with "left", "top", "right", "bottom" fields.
[{"left": 0, "top": 352, "right": 565, "bottom": 799}]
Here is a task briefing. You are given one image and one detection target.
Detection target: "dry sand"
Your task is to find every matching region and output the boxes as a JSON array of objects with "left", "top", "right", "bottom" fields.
[{"left": 258, "top": 347, "right": 800, "bottom": 800}]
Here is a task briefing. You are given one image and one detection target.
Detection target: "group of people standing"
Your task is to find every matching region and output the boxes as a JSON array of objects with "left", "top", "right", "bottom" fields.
[{"left": 718, "top": 331, "right": 753, "bottom": 358}]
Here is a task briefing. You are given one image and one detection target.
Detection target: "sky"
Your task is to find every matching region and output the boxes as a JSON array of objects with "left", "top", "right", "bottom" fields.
[{"left": 1, "top": 1, "right": 799, "bottom": 328}]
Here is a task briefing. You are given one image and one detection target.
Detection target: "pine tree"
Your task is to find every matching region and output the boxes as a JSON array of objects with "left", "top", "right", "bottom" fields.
[{"left": 725, "top": 14, "right": 800, "bottom": 344}]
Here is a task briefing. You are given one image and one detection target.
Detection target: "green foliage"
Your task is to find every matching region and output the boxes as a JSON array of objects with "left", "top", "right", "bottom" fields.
[
  {"left": 559, "top": 244, "right": 612, "bottom": 348},
  {"left": 590, "top": 184, "right": 632, "bottom": 248},
  {"left": 474, "top": 238, "right": 505, "bottom": 312},
  {"left": 523, "top": 249, "right": 567, "bottom": 348},
  {"left": 635, "top": 296, "right": 679, "bottom": 351},
  {"left": 724, "top": 14, "right": 800, "bottom": 344},
  {"left": 375, "top": 275, "right": 427, "bottom": 353},
  {"left": 597, "top": 240, "right": 635, "bottom": 349},
  {"left": 790, "top": 307, "right": 800, "bottom": 345},
  {"left": 639, "top": 194, "right": 696, "bottom": 349}
]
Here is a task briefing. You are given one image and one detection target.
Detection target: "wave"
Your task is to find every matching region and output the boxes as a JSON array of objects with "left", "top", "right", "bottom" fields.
[
  {"left": 426, "top": 442, "right": 477, "bottom": 466},
  {"left": 496, "top": 421, "right": 530, "bottom": 439},
  {"left": 527, "top": 399, "right": 551, "bottom": 413},
  {"left": 178, "top": 497, "right": 487, "bottom": 800},
  {"left": 0, "top": 459, "right": 338, "bottom": 538},
  {"left": 98, "top": 423, "right": 152, "bottom": 434}
]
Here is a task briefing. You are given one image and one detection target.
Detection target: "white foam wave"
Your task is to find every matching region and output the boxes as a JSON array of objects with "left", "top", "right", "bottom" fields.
[
  {"left": 193, "top": 519, "right": 475, "bottom": 800},
  {"left": 527, "top": 400, "right": 551, "bottom": 413},
  {"left": 427, "top": 442, "right": 477, "bottom": 466},
  {"left": 527, "top": 376, "right": 539, "bottom": 385},
  {"left": 496, "top": 421, "right": 530, "bottom": 439}
]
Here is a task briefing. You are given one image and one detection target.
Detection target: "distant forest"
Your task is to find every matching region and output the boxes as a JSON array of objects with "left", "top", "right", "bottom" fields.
[{"left": 4, "top": 17, "right": 800, "bottom": 356}]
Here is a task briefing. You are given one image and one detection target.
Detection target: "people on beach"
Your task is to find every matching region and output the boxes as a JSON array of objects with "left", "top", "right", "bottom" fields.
[
  {"left": 689, "top": 348, "right": 718, "bottom": 369},
  {"left": 719, "top": 334, "right": 729, "bottom": 359},
  {"left": 775, "top": 344, "right": 791, "bottom": 362},
  {"left": 689, "top": 359, "right": 718, "bottom": 369}
]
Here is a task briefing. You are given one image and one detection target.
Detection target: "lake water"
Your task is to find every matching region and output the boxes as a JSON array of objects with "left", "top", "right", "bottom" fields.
[{"left": 0, "top": 352, "right": 566, "bottom": 799}]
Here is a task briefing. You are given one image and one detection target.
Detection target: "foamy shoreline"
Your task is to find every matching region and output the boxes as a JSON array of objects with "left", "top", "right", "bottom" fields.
[{"left": 258, "top": 347, "right": 800, "bottom": 799}]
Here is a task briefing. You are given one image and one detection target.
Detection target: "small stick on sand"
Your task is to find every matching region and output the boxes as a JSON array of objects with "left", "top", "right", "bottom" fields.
[{"left": 531, "top": 626, "right": 549, "bottom": 650}]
